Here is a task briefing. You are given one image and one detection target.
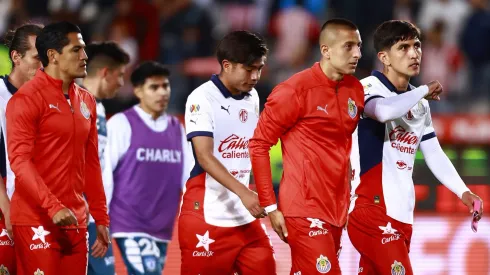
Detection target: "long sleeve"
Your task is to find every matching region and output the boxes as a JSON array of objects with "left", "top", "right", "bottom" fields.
[
  {"left": 180, "top": 124, "right": 192, "bottom": 189},
  {"left": 84, "top": 97, "right": 109, "bottom": 227},
  {"left": 102, "top": 113, "right": 131, "bottom": 208},
  {"left": 364, "top": 85, "right": 428, "bottom": 123},
  {"left": 249, "top": 84, "right": 301, "bottom": 211},
  {"left": 6, "top": 94, "right": 65, "bottom": 219},
  {"left": 420, "top": 137, "right": 470, "bottom": 199}
]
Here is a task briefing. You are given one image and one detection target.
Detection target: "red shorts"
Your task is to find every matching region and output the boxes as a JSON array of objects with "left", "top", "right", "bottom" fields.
[
  {"left": 347, "top": 205, "right": 413, "bottom": 275},
  {"left": 13, "top": 225, "right": 88, "bottom": 275},
  {"left": 0, "top": 219, "right": 15, "bottom": 274},
  {"left": 286, "top": 217, "right": 343, "bottom": 275},
  {"left": 179, "top": 213, "right": 276, "bottom": 275}
]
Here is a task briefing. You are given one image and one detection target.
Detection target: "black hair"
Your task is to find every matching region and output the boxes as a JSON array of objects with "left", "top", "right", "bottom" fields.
[
  {"left": 130, "top": 61, "right": 170, "bottom": 87},
  {"left": 3, "top": 24, "right": 43, "bottom": 66},
  {"left": 35, "top": 21, "right": 82, "bottom": 67},
  {"left": 85, "top": 41, "right": 130, "bottom": 76},
  {"left": 373, "top": 20, "right": 422, "bottom": 52},
  {"left": 216, "top": 30, "right": 268, "bottom": 67}
]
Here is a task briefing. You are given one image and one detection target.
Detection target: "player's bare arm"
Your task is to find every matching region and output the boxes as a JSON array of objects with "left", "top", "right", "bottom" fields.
[{"left": 192, "top": 135, "right": 265, "bottom": 218}]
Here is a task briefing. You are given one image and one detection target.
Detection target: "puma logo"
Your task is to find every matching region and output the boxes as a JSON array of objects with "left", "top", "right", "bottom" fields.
[
  {"left": 190, "top": 119, "right": 198, "bottom": 124},
  {"left": 317, "top": 105, "right": 328, "bottom": 114},
  {"left": 49, "top": 103, "right": 60, "bottom": 112},
  {"left": 221, "top": 105, "right": 230, "bottom": 114}
]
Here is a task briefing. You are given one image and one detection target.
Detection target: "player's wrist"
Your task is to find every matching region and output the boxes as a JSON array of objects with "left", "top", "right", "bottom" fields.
[{"left": 264, "top": 204, "right": 278, "bottom": 214}]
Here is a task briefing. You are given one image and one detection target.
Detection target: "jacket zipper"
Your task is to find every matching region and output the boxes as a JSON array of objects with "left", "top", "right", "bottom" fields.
[
  {"left": 334, "top": 83, "right": 349, "bottom": 224},
  {"left": 65, "top": 89, "right": 79, "bottom": 232}
]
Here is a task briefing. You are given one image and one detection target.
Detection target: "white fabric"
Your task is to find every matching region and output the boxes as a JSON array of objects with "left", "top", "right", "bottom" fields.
[
  {"left": 184, "top": 80, "right": 260, "bottom": 227},
  {"left": 364, "top": 85, "right": 428, "bottom": 123},
  {"left": 350, "top": 75, "right": 436, "bottom": 224},
  {"left": 264, "top": 204, "right": 277, "bottom": 214},
  {"left": 102, "top": 105, "right": 191, "bottom": 208},
  {"left": 419, "top": 137, "right": 470, "bottom": 199},
  {"left": 0, "top": 79, "right": 14, "bottom": 198}
]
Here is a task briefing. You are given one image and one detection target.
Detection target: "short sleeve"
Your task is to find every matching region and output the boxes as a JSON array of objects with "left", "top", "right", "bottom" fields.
[{"left": 185, "top": 92, "right": 214, "bottom": 140}]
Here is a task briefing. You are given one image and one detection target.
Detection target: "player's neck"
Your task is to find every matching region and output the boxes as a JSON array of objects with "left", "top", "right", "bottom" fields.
[
  {"left": 82, "top": 77, "right": 103, "bottom": 100},
  {"left": 320, "top": 59, "right": 343, "bottom": 81},
  {"left": 44, "top": 65, "right": 74, "bottom": 94},
  {"left": 383, "top": 67, "right": 410, "bottom": 91},
  {"left": 218, "top": 74, "right": 241, "bottom": 95},
  {"left": 8, "top": 68, "right": 28, "bottom": 89},
  {"left": 138, "top": 104, "right": 163, "bottom": 120}
]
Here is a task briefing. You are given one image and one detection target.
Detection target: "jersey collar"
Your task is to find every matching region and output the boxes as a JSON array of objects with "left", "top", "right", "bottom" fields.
[
  {"left": 1, "top": 75, "right": 18, "bottom": 95},
  {"left": 210, "top": 74, "right": 250, "bottom": 100},
  {"left": 371, "top": 70, "right": 413, "bottom": 94}
]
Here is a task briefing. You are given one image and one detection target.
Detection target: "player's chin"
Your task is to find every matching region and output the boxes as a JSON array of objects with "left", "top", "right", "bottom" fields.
[{"left": 75, "top": 70, "right": 87, "bottom": 78}]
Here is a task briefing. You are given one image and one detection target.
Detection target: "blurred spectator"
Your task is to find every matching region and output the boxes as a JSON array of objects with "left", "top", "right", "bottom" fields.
[
  {"left": 418, "top": 0, "right": 470, "bottom": 46},
  {"left": 461, "top": 0, "right": 490, "bottom": 105},
  {"left": 393, "top": 0, "right": 420, "bottom": 22}
]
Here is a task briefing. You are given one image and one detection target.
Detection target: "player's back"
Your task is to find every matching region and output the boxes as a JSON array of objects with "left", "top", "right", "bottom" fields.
[
  {"left": 181, "top": 75, "right": 260, "bottom": 227},
  {"left": 350, "top": 72, "right": 435, "bottom": 224}
]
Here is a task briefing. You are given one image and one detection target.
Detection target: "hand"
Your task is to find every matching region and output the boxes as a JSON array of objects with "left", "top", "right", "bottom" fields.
[
  {"left": 4, "top": 212, "right": 13, "bottom": 240},
  {"left": 238, "top": 189, "right": 266, "bottom": 218},
  {"left": 269, "top": 210, "right": 288, "bottom": 243},
  {"left": 462, "top": 191, "right": 483, "bottom": 221},
  {"left": 52, "top": 208, "right": 78, "bottom": 226},
  {"left": 91, "top": 225, "right": 110, "bottom": 258},
  {"left": 424, "top": 81, "right": 443, "bottom": 101}
]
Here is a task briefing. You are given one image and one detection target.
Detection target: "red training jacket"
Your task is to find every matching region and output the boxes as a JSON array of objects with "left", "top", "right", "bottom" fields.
[
  {"left": 250, "top": 62, "right": 364, "bottom": 227},
  {"left": 6, "top": 69, "right": 109, "bottom": 228}
]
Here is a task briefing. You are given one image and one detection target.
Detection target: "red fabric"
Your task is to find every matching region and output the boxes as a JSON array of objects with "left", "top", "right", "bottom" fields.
[
  {"left": 13, "top": 225, "right": 88, "bottom": 275},
  {"left": 0, "top": 219, "right": 15, "bottom": 273},
  {"left": 179, "top": 215, "right": 275, "bottom": 275},
  {"left": 6, "top": 69, "right": 109, "bottom": 228},
  {"left": 347, "top": 205, "right": 414, "bottom": 275},
  {"left": 286, "top": 217, "right": 343, "bottom": 275},
  {"left": 249, "top": 62, "right": 364, "bottom": 227}
]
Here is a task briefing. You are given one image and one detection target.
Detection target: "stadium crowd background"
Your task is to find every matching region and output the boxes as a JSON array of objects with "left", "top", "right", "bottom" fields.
[{"left": 0, "top": 0, "right": 489, "bottom": 274}]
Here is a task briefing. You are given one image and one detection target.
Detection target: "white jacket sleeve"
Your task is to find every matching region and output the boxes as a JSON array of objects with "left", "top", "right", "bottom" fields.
[
  {"left": 364, "top": 85, "right": 429, "bottom": 123},
  {"left": 419, "top": 137, "right": 470, "bottom": 199},
  {"left": 102, "top": 113, "right": 132, "bottom": 208}
]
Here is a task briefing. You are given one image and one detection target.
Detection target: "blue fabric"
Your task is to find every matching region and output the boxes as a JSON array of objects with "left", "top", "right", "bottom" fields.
[{"left": 87, "top": 223, "right": 115, "bottom": 275}]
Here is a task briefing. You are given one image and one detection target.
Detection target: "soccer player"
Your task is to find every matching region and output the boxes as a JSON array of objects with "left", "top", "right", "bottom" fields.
[
  {"left": 6, "top": 21, "right": 110, "bottom": 274},
  {"left": 83, "top": 41, "right": 130, "bottom": 275},
  {"left": 179, "top": 30, "right": 275, "bottom": 275},
  {"left": 103, "top": 61, "right": 191, "bottom": 275},
  {"left": 249, "top": 18, "right": 364, "bottom": 274},
  {"left": 348, "top": 20, "right": 484, "bottom": 275},
  {"left": 0, "top": 23, "right": 43, "bottom": 274}
]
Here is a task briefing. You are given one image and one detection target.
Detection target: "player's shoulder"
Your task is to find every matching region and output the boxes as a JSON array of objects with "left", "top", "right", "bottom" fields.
[
  {"left": 107, "top": 111, "right": 129, "bottom": 127},
  {"left": 360, "top": 75, "right": 389, "bottom": 97},
  {"left": 75, "top": 84, "right": 96, "bottom": 105},
  {"left": 187, "top": 80, "right": 215, "bottom": 103},
  {"left": 282, "top": 67, "right": 315, "bottom": 91}
]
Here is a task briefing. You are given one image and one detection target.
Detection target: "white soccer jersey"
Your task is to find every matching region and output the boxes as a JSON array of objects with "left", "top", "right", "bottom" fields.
[
  {"left": 350, "top": 71, "right": 436, "bottom": 224},
  {"left": 183, "top": 74, "right": 260, "bottom": 227},
  {"left": 0, "top": 77, "right": 15, "bottom": 198}
]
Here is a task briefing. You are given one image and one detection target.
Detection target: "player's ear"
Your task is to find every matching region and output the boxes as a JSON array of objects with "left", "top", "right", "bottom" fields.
[
  {"left": 47, "top": 49, "right": 59, "bottom": 65},
  {"left": 11, "top": 50, "right": 21, "bottom": 67},
  {"left": 222, "top": 59, "right": 232, "bottom": 73},
  {"left": 377, "top": 51, "right": 390, "bottom": 66},
  {"left": 133, "top": 86, "right": 143, "bottom": 100},
  {"left": 320, "top": 44, "right": 330, "bottom": 59},
  {"left": 99, "top": 67, "right": 109, "bottom": 78}
]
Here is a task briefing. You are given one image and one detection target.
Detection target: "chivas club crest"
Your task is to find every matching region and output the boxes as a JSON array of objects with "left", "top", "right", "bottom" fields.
[
  {"left": 391, "top": 260, "right": 406, "bottom": 275},
  {"left": 316, "top": 255, "right": 331, "bottom": 274},
  {"left": 0, "top": 265, "right": 9, "bottom": 275},
  {"left": 348, "top": 98, "right": 358, "bottom": 118},
  {"left": 80, "top": 102, "right": 90, "bottom": 119}
]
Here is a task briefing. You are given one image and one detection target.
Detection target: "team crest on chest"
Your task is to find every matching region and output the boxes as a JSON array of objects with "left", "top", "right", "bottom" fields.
[
  {"left": 80, "top": 102, "right": 90, "bottom": 119},
  {"left": 239, "top": 109, "right": 248, "bottom": 123},
  {"left": 348, "top": 98, "right": 357, "bottom": 119}
]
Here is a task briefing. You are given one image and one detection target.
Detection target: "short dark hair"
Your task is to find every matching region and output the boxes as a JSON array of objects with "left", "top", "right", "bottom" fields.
[
  {"left": 4, "top": 24, "right": 43, "bottom": 66},
  {"left": 130, "top": 61, "right": 170, "bottom": 87},
  {"left": 36, "top": 21, "right": 82, "bottom": 67},
  {"left": 320, "top": 18, "right": 358, "bottom": 33},
  {"left": 85, "top": 41, "right": 130, "bottom": 76},
  {"left": 216, "top": 30, "right": 268, "bottom": 67},
  {"left": 373, "top": 20, "right": 421, "bottom": 52}
]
